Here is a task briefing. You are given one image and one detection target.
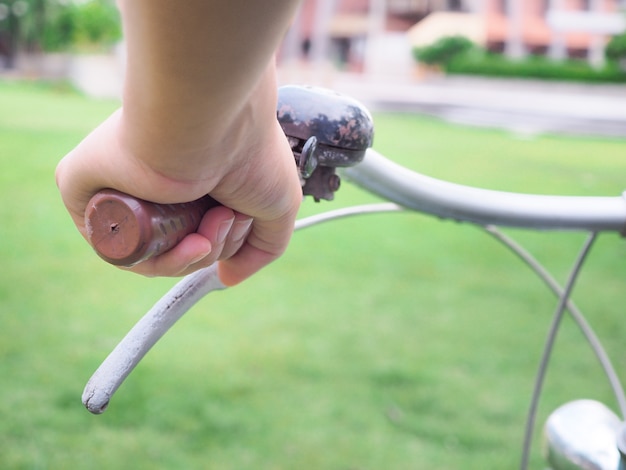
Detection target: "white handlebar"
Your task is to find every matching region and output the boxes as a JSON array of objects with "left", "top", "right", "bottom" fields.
[
  {"left": 343, "top": 149, "right": 626, "bottom": 234},
  {"left": 82, "top": 148, "right": 626, "bottom": 413}
]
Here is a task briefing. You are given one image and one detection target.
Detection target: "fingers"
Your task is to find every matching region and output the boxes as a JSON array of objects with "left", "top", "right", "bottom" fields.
[
  {"left": 125, "top": 206, "right": 256, "bottom": 277},
  {"left": 135, "top": 118, "right": 302, "bottom": 281},
  {"left": 127, "top": 205, "right": 230, "bottom": 276},
  {"left": 128, "top": 190, "right": 300, "bottom": 281},
  {"left": 127, "top": 232, "right": 212, "bottom": 277},
  {"left": 218, "top": 216, "right": 253, "bottom": 260},
  {"left": 216, "top": 193, "right": 301, "bottom": 286}
]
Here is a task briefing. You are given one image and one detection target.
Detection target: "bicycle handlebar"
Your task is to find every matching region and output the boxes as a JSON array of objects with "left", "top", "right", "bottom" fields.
[
  {"left": 85, "top": 190, "right": 219, "bottom": 266},
  {"left": 80, "top": 87, "right": 626, "bottom": 470},
  {"left": 86, "top": 146, "right": 626, "bottom": 269},
  {"left": 85, "top": 85, "right": 374, "bottom": 267},
  {"left": 84, "top": 81, "right": 624, "bottom": 269},
  {"left": 82, "top": 146, "right": 626, "bottom": 414},
  {"left": 343, "top": 149, "right": 626, "bottom": 234}
]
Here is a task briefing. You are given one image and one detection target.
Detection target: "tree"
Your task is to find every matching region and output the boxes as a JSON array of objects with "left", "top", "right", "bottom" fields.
[
  {"left": 72, "top": 0, "right": 120, "bottom": 50},
  {"left": 0, "top": 0, "right": 120, "bottom": 70},
  {"left": 0, "top": 0, "right": 34, "bottom": 68}
]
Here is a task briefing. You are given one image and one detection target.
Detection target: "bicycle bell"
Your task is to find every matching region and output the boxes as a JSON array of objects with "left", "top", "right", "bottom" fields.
[{"left": 277, "top": 85, "right": 374, "bottom": 201}]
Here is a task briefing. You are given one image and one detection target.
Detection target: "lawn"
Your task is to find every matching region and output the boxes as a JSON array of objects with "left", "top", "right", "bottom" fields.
[{"left": 1, "top": 79, "right": 625, "bottom": 469}]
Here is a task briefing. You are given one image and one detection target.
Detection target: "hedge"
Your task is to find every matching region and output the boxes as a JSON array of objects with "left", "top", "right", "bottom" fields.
[
  {"left": 446, "top": 52, "right": 626, "bottom": 84},
  {"left": 412, "top": 33, "right": 626, "bottom": 84}
]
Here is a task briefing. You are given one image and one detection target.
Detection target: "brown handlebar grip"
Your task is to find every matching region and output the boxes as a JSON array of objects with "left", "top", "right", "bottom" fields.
[{"left": 85, "top": 189, "right": 219, "bottom": 267}]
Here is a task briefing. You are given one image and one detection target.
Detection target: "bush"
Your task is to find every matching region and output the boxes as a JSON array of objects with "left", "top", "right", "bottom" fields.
[
  {"left": 446, "top": 51, "right": 626, "bottom": 83},
  {"left": 605, "top": 33, "right": 626, "bottom": 64},
  {"left": 412, "top": 35, "right": 475, "bottom": 66},
  {"left": 411, "top": 36, "right": 626, "bottom": 83}
]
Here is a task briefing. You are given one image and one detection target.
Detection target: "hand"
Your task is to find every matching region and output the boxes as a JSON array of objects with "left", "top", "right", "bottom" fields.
[
  {"left": 56, "top": 0, "right": 303, "bottom": 284},
  {"left": 56, "top": 75, "right": 302, "bottom": 284}
]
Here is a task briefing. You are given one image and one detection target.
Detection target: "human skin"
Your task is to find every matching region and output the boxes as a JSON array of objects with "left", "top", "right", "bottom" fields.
[{"left": 55, "top": 0, "right": 303, "bottom": 284}]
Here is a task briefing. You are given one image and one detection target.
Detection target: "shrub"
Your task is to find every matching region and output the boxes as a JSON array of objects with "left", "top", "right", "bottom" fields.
[
  {"left": 412, "top": 35, "right": 475, "bottom": 66},
  {"left": 446, "top": 51, "right": 626, "bottom": 83},
  {"left": 605, "top": 33, "right": 626, "bottom": 64},
  {"left": 412, "top": 33, "right": 626, "bottom": 83}
]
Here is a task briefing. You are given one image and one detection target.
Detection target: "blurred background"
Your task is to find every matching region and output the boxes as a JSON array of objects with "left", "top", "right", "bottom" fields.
[
  {"left": 2, "top": 0, "right": 626, "bottom": 134},
  {"left": 1, "top": 1, "right": 626, "bottom": 469}
]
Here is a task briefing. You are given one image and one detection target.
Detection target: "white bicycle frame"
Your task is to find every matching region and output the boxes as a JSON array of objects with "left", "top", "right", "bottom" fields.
[{"left": 81, "top": 148, "right": 626, "bottom": 470}]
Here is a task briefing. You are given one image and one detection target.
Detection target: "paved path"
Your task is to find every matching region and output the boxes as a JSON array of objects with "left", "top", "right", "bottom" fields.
[
  {"left": 331, "top": 74, "right": 626, "bottom": 138},
  {"left": 6, "top": 55, "right": 624, "bottom": 138}
]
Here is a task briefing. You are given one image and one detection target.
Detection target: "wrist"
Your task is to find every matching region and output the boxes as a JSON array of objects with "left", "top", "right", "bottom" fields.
[{"left": 119, "top": 64, "right": 279, "bottom": 187}]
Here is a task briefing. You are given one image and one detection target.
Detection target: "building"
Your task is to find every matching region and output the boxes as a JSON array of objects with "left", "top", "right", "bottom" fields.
[
  {"left": 485, "top": 0, "right": 625, "bottom": 65},
  {"left": 280, "top": 0, "right": 625, "bottom": 74}
]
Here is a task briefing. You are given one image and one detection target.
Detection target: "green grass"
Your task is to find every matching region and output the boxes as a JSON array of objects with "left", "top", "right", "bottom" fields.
[{"left": 1, "top": 79, "right": 626, "bottom": 469}]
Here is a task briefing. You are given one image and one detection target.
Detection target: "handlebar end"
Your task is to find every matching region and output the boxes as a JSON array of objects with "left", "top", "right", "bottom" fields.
[{"left": 85, "top": 190, "right": 149, "bottom": 267}]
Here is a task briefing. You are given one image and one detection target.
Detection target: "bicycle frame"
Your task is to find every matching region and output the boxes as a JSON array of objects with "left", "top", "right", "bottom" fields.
[{"left": 81, "top": 147, "right": 626, "bottom": 470}]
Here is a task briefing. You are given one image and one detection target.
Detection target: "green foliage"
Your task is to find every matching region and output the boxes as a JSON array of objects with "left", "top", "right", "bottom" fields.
[
  {"left": 412, "top": 35, "right": 475, "bottom": 66},
  {"left": 447, "top": 51, "right": 626, "bottom": 83},
  {"left": 41, "top": 3, "right": 77, "bottom": 52},
  {"left": 72, "top": 0, "right": 121, "bottom": 50},
  {"left": 0, "top": 0, "right": 121, "bottom": 54},
  {"left": 605, "top": 32, "right": 626, "bottom": 62},
  {"left": 0, "top": 0, "right": 68, "bottom": 52},
  {"left": 412, "top": 34, "right": 626, "bottom": 83}
]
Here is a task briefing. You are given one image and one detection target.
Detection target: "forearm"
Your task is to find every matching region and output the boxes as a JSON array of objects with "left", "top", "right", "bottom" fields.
[{"left": 118, "top": 0, "right": 300, "bottom": 180}]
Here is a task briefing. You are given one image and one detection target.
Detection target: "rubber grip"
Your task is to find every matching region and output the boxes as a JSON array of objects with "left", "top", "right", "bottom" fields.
[{"left": 85, "top": 189, "right": 219, "bottom": 267}]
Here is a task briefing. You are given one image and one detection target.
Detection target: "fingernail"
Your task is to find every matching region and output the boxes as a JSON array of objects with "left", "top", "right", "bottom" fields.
[
  {"left": 217, "top": 218, "right": 235, "bottom": 245},
  {"left": 189, "top": 246, "right": 212, "bottom": 265},
  {"left": 230, "top": 218, "right": 253, "bottom": 243}
]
